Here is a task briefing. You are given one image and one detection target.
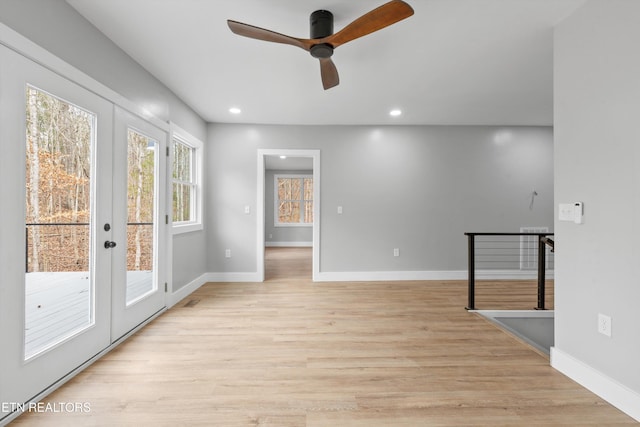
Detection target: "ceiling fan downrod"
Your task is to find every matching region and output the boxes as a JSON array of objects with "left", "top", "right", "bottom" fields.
[{"left": 309, "top": 10, "right": 334, "bottom": 59}]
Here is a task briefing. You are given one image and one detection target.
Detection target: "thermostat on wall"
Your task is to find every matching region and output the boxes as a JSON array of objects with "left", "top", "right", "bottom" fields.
[
  {"left": 573, "top": 202, "right": 583, "bottom": 224},
  {"left": 559, "top": 202, "right": 584, "bottom": 224}
]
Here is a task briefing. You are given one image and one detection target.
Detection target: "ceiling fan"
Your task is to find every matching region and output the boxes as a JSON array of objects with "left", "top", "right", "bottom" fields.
[{"left": 227, "top": 0, "right": 414, "bottom": 90}]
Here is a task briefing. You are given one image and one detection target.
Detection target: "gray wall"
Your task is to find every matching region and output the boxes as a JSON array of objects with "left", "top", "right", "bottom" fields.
[
  {"left": 207, "top": 124, "right": 554, "bottom": 274},
  {"left": 0, "top": 0, "right": 208, "bottom": 292},
  {"left": 0, "top": 0, "right": 204, "bottom": 138},
  {"left": 554, "top": 0, "right": 640, "bottom": 396},
  {"left": 265, "top": 170, "right": 313, "bottom": 246}
]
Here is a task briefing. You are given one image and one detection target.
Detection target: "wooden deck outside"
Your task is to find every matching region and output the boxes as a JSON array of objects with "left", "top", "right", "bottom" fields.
[
  {"left": 25, "top": 271, "right": 153, "bottom": 358},
  {"left": 12, "top": 248, "right": 636, "bottom": 426}
]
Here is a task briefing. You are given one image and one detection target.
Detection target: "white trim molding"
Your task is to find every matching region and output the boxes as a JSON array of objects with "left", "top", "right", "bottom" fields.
[
  {"left": 551, "top": 347, "right": 640, "bottom": 422},
  {"left": 315, "top": 270, "right": 467, "bottom": 282},
  {"left": 0, "top": 23, "right": 169, "bottom": 131},
  {"left": 170, "top": 122, "right": 204, "bottom": 235},
  {"left": 167, "top": 273, "right": 209, "bottom": 308},
  {"left": 204, "top": 272, "right": 263, "bottom": 283},
  {"left": 200, "top": 269, "right": 463, "bottom": 284},
  {"left": 266, "top": 241, "right": 313, "bottom": 247},
  {"left": 257, "top": 149, "right": 320, "bottom": 282},
  {"left": 198, "top": 269, "right": 551, "bottom": 282}
]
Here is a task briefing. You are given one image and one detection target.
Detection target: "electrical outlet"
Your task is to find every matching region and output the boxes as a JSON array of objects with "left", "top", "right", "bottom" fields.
[
  {"left": 393, "top": 248, "right": 400, "bottom": 257},
  {"left": 598, "top": 313, "right": 612, "bottom": 337},
  {"left": 225, "top": 249, "right": 231, "bottom": 258}
]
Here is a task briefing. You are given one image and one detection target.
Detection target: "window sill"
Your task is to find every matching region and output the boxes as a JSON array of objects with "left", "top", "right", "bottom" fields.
[{"left": 172, "top": 222, "right": 203, "bottom": 235}]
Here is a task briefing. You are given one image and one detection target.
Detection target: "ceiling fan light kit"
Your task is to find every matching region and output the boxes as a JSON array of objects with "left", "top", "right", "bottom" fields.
[{"left": 227, "top": 0, "right": 414, "bottom": 90}]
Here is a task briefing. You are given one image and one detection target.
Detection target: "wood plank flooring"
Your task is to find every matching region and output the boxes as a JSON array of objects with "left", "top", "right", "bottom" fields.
[{"left": 11, "top": 248, "right": 636, "bottom": 426}]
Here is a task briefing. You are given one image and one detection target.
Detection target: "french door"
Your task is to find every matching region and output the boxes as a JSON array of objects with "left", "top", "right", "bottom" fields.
[
  {"left": 111, "top": 107, "right": 166, "bottom": 340},
  {"left": 0, "top": 45, "right": 166, "bottom": 422}
]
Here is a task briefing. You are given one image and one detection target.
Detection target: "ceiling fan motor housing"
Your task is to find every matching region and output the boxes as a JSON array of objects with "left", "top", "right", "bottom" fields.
[{"left": 310, "top": 10, "right": 334, "bottom": 58}]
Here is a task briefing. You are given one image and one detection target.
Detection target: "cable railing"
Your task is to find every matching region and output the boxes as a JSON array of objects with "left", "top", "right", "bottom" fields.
[
  {"left": 464, "top": 232, "right": 555, "bottom": 311},
  {"left": 25, "top": 222, "right": 153, "bottom": 273}
]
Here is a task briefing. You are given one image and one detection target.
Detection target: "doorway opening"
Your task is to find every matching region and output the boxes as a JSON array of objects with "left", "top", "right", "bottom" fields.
[
  {"left": 264, "top": 247, "right": 313, "bottom": 282},
  {"left": 256, "top": 149, "right": 320, "bottom": 282}
]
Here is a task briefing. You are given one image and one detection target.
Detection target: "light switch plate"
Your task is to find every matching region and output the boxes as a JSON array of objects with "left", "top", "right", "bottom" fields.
[{"left": 559, "top": 203, "right": 575, "bottom": 221}]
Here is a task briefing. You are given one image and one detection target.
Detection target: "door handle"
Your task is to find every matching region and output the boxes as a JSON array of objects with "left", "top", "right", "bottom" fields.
[{"left": 104, "top": 241, "right": 117, "bottom": 249}]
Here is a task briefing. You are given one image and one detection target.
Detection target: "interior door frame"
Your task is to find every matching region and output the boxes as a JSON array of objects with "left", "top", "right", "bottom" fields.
[{"left": 256, "top": 149, "right": 320, "bottom": 281}]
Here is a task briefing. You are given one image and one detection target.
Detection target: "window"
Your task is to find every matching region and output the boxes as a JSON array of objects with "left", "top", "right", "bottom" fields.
[
  {"left": 171, "top": 124, "right": 202, "bottom": 233},
  {"left": 172, "top": 139, "right": 193, "bottom": 221},
  {"left": 275, "top": 174, "right": 313, "bottom": 226}
]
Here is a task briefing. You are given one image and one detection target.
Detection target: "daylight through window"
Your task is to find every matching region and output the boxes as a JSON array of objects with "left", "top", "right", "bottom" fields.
[
  {"left": 172, "top": 138, "right": 195, "bottom": 223},
  {"left": 275, "top": 175, "right": 313, "bottom": 226}
]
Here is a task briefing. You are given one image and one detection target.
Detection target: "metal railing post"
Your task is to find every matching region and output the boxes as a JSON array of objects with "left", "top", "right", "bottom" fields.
[
  {"left": 536, "top": 234, "right": 546, "bottom": 310},
  {"left": 25, "top": 226, "right": 29, "bottom": 273},
  {"left": 466, "top": 233, "right": 475, "bottom": 310},
  {"left": 23, "top": 222, "right": 152, "bottom": 273}
]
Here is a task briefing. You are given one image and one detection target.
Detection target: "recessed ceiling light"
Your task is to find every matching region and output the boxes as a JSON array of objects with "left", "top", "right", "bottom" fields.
[
  {"left": 389, "top": 109, "right": 402, "bottom": 117},
  {"left": 280, "top": 155, "right": 287, "bottom": 159},
  {"left": 229, "top": 107, "right": 242, "bottom": 114}
]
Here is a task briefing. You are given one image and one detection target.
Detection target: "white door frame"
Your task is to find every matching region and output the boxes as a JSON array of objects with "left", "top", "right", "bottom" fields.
[
  {"left": 111, "top": 106, "right": 168, "bottom": 340},
  {"left": 257, "top": 149, "right": 320, "bottom": 281},
  {"left": 0, "top": 44, "right": 113, "bottom": 419},
  {"left": 0, "top": 23, "right": 171, "bottom": 426}
]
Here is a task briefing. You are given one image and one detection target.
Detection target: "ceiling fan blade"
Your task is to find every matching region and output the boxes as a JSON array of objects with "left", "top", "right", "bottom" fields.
[
  {"left": 227, "top": 20, "right": 313, "bottom": 51},
  {"left": 319, "top": 58, "right": 339, "bottom": 90},
  {"left": 324, "top": 0, "right": 414, "bottom": 48}
]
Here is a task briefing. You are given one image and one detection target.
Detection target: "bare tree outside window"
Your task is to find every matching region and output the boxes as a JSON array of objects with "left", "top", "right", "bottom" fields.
[
  {"left": 276, "top": 175, "right": 313, "bottom": 226},
  {"left": 24, "top": 87, "right": 156, "bottom": 274},
  {"left": 25, "top": 86, "right": 93, "bottom": 273},
  {"left": 172, "top": 139, "right": 194, "bottom": 223},
  {"left": 24, "top": 86, "right": 96, "bottom": 359},
  {"left": 126, "top": 130, "right": 155, "bottom": 272}
]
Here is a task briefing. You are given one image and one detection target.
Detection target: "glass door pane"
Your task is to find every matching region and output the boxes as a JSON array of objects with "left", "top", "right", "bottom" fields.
[
  {"left": 1, "top": 44, "right": 112, "bottom": 420},
  {"left": 111, "top": 106, "right": 166, "bottom": 341},
  {"left": 24, "top": 86, "right": 95, "bottom": 360},
  {"left": 126, "top": 129, "right": 157, "bottom": 305}
]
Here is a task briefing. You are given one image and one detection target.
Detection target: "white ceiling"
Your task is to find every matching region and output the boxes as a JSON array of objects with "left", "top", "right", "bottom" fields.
[{"left": 66, "top": 0, "right": 586, "bottom": 126}]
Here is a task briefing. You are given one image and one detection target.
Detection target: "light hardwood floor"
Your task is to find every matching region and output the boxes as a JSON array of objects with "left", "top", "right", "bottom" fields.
[{"left": 11, "top": 248, "right": 636, "bottom": 426}]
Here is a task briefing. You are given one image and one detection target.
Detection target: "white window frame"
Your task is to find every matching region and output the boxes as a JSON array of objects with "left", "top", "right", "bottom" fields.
[
  {"left": 274, "top": 174, "right": 313, "bottom": 227},
  {"left": 170, "top": 123, "right": 203, "bottom": 234}
]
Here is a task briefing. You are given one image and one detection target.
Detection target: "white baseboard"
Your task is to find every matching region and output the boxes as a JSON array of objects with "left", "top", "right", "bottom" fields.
[
  {"left": 173, "top": 269, "right": 553, "bottom": 288},
  {"left": 550, "top": 347, "right": 640, "bottom": 422},
  {"left": 265, "top": 241, "right": 313, "bottom": 247},
  {"left": 168, "top": 273, "right": 209, "bottom": 308},
  {"left": 168, "top": 272, "right": 262, "bottom": 308},
  {"left": 315, "top": 270, "right": 554, "bottom": 282},
  {"left": 197, "top": 270, "right": 466, "bottom": 283},
  {"left": 204, "top": 272, "right": 262, "bottom": 283},
  {"left": 315, "top": 270, "right": 467, "bottom": 282},
  {"left": 475, "top": 269, "right": 555, "bottom": 280}
]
